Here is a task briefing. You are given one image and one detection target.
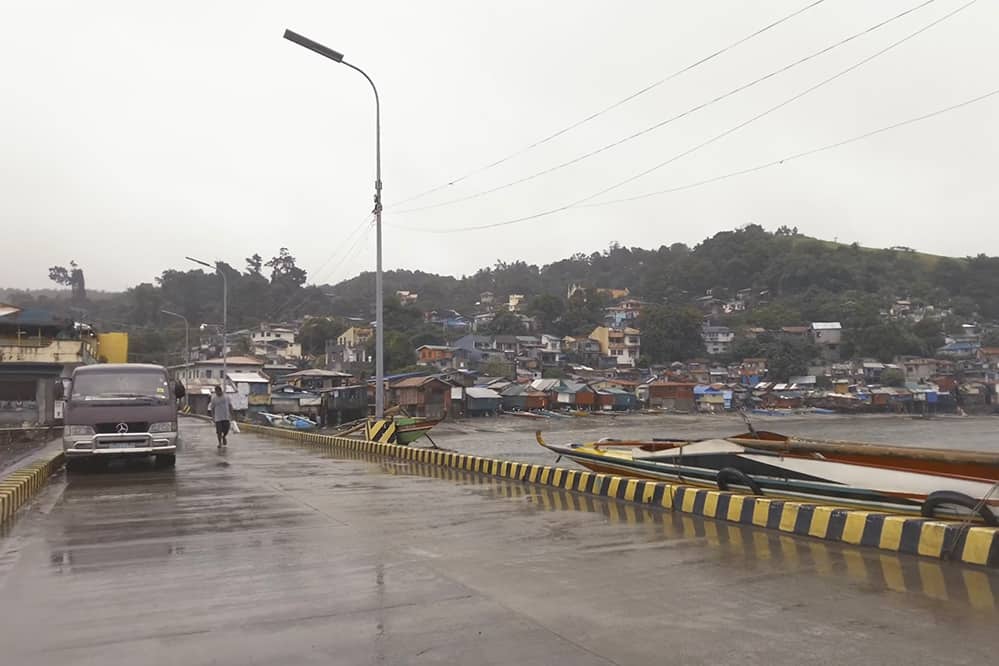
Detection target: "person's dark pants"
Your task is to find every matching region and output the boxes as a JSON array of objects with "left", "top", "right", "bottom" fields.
[{"left": 215, "top": 419, "right": 230, "bottom": 442}]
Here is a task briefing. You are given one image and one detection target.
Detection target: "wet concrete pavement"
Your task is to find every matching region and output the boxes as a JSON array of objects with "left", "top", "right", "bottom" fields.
[{"left": 1, "top": 420, "right": 997, "bottom": 665}]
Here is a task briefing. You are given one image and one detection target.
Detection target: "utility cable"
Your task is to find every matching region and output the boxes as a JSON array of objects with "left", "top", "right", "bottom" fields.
[
  {"left": 387, "top": 0, "right": 830, "bottom": 208},
  {"left": 576, "top": 86, "right": 999, "bottom": 208},
  {"left": 266, "top": 214, "right": 373, "bottom": 323},
  {"left": 393, "top": 0, "right": 937, "bottom": 215},
  {"left": 403, "top": 0, "right": 978, "bottom": 234}
]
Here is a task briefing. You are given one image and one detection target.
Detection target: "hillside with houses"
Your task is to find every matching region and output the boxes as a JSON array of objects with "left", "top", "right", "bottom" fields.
[{"left": 5, "top": 226, "right": 999, "bottom": 428}]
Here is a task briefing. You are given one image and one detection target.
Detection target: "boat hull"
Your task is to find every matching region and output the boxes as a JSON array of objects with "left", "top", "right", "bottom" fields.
[{"left": 536, "top": 434, "right": 999, "bottom": 520}]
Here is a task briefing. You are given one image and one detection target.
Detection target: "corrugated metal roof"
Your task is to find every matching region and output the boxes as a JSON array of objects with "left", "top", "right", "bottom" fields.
[
  {"left": 811, "top": 322, "right": 842, "bottom": 330},
  {"left": 466, "top": 387, "right": 501, "bottom": 399},
  {"left": 227, "top": 372, "right": 269, "bottom": 383}
]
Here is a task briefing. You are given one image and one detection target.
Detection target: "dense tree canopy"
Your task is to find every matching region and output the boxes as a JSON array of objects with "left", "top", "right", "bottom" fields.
[{"left": 9, "top": 226, "right": 999, "bottom": 368}]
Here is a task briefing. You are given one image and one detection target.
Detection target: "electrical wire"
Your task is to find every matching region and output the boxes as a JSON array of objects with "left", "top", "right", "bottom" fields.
[
  {"left": 386, "top": 0, "right": 830, "bottom": 208},
  {"left": 393, "top": 0, "right": 938, "bottom": 215},
  {"left": 265, "top": 214, "right": 373, "bottom": 323},
  {"left": 403, "top": 0, "right": 979, "bottom": 234},
  {"left": 578, "top": 86, "right": 999, "bottom": 208}
]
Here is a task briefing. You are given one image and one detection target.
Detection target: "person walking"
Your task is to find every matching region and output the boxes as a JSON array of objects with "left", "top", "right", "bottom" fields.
[{"left": 209, "top": 385, "right": 232, "bottom": 448}]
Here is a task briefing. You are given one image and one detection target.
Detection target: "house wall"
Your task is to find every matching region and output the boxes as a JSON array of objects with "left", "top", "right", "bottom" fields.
[{"left": 0, "top": 339, "right": 96, "bottom": 365}]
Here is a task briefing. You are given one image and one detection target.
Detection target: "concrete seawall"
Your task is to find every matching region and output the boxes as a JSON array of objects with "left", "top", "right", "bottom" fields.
[
  {"left": 241, "top": 422, "right": 999, "bottom": 569},
  {"left": 0, "top": 452, "right": 64, "bottom": 529}
]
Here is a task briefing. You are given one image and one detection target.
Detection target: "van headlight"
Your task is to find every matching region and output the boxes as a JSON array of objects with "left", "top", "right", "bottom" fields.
[
  {"left": 64, "top": 425, "right": 94, "bottom": 436},
  {"left": 149, "top": 422, "right": 177, "bottom": 433}
]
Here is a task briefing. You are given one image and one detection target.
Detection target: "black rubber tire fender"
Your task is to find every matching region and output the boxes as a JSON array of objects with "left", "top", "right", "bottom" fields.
[
  {"left": 154, "top": 454, "right": 177, "bottom": 469},
  {"left": 716, "top": 467, "right": 763, "bottom": 495},
  {"left": 920, "top": 490, "right": 998, "bottom": 526}
]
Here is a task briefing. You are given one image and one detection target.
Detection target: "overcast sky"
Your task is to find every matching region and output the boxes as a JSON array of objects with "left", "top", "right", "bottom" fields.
[{"left": 3, "top": 0, "right": 998, "bottom": 291}]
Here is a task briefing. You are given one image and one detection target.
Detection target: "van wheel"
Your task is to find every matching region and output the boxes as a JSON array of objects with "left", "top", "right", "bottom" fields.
[
  {"left": 717, "top": 467, "right": 763, "bottom": 495},
  {"left": 155, "top": 454, "right": 176, "bottom": 469},
  {"left": 921, "top": 490, "right": 997, "bottom": 525}
]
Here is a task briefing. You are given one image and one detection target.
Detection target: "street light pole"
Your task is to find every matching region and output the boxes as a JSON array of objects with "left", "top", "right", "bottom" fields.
[
  {"left": 283, "top": 28, "right": 385, "bottom": 418},
  {"left": 161, "top": 310, "right": 190, "bottom": 366},
  {"left": 186, "top": 256, "right": 228, "bottom": 387}
]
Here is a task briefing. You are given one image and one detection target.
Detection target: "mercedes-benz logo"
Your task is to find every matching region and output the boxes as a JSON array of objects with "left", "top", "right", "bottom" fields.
[{"left": 115, "top": 423, "right": 129, "bottom": 434}]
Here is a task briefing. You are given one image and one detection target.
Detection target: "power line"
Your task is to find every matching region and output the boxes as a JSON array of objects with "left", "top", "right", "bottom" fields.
[
  {"left": 393, "top": 0, "right": 938, "bottom": 215},
  {"left": 403, "top": 0, "right": 978, "bottom": 234},
  {"left": 265, "top": 214, "right": 373, "bottom": 323},
  {"left": 386, "top": 0, "right": 830, "bottom": 208},
  {"left": 574, "top": 86, "right": 999, "bottom": 207},
  {"left": 308, "top": 214, "right": 374, "bottom": 285}
]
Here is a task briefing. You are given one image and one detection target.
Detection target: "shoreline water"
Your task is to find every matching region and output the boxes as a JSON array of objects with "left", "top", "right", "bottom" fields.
[{"left": 423, "top": 411, "right": 999, "bottom": 464}]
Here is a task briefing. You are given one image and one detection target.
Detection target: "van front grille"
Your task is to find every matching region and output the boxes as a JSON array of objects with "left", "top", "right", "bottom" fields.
[{"left": 95, "top": 422, "right": 149, "bottom": 434}]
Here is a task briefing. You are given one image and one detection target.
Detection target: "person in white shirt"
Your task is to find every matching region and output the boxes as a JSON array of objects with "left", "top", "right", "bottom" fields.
[{"left": 209, "top": 385, "right": 232, "bottom": 447}]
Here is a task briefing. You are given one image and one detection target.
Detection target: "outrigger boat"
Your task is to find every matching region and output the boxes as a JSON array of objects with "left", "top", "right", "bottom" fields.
[
  {"left": 260, "top": 412, "right": 318, "bottom": 430},
  {"left": 535, "top": 429, "right": 999, "bottom": 524}
]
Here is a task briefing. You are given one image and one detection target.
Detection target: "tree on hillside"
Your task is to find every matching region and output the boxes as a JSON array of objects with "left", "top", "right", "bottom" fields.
[
  {"left": 299, "top": 317, "right": 347, "bottom": 357},
  {"left": 843, "top": 321, "right": 923, "bottom": 362},
  {"left": 880, "top": 368, "right": 906, "bottom": 387},
  {"left": 245, "top": 253, "right": 263, "bottom": 277},
  {"left": 266, "top": 248, "right": 307, "bottom": 287},
  {"left": 48, "top": 261, "right": 86, "bottom": 302},
  {"left": 639, "top": 305, "right": 704, "bottom": 363},
  {"left": 487, "top": 310, "right": 525, "bottom": 335},
  {"left": 527, "top": 294, "right": 565, "bottom": 332},
  {"left": 762, "top": 336, "right": 817, "bottom": 382}
]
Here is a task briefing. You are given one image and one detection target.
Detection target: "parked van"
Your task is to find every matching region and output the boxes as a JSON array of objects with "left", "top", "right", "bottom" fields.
[{"left": 61, "top": 363, "right": 185, "bottom": 470}]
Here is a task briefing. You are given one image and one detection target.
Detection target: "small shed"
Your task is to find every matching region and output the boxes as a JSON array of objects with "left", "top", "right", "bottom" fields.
[
  {"left": 227, "top": 371, "right": 271, "bottom": 416},
  {"left": 321, "top": 384, "right": 368, "bottom": 426},
  {"left": 500, "top": 383, "right": 549, "bottom": 412},
  {"left": 466, "top": 387, "right": 502, "bottom": 416},
  {"left": 389, "top": 376, "right": 452, "bottom": 419},
  {"left": 597, "top": 387, "right": 636, "bottom": 411},
  {"left": 556, "top": 381, "right": 596, "bottom": 410}
]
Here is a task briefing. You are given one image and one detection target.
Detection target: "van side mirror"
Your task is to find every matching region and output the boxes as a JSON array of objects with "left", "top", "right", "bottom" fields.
[
  {"left": 173, "top": 381, "right": 187, "bottom": 400},
  {"left": 54, "top": 379, "right": 64, "bottom": 400}
]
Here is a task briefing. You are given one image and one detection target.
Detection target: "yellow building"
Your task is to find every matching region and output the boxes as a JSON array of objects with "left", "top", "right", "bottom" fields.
[
  {"left": 589, "top": 326, "right": 641, "bottom": 368},
  {"left": 337, "top": 327, "right": 373, "bottom": 347},
  {"left": 97, "top": 332, "right": 129, "bottom": 364}
]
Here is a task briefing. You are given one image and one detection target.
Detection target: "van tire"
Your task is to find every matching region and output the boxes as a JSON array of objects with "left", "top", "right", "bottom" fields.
[
  {"left": 717, "top": 467, "right": 763, "bottom": 495},
  {"left": 155, "top": 454, "right": 176, "bottom": 469},
  {"left": 921, "top": 490, "right": 997, "bottom": 525}
]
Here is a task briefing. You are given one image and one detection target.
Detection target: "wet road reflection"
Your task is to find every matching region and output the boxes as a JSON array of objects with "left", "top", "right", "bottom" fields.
[
  {"left": 2, "top": 421, "right": 997, "bottom": 666},
  {"left": 319, "top": 444, "right": 999, "bottom": 615}
]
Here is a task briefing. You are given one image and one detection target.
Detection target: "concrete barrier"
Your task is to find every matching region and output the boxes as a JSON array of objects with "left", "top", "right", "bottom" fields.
[
  {"left": 239, "top": 422, "right": 999, "bottom": 569},
  {"left": 0, "top": 452, "right": 64, "bottom": 528}
]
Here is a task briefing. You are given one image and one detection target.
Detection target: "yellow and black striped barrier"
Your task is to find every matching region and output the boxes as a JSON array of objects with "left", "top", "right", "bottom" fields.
[
  {"left": 236, "top": 422, "right": 999, "bottom": 569},
  {"left": 365, "top": 419, "right": 398, "bottom": 444},
  {"left": 0, "top": 452, "right": 64, "bottom": 530}
]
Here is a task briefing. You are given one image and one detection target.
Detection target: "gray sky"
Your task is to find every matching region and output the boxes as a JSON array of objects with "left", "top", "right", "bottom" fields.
[{"left": 3, "top": 0, "right": 998, "bottom": 291}]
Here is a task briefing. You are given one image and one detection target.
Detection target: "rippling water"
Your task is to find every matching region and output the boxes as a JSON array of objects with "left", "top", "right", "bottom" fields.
[{"left": 429, "top": 412, "right": 999, "bottom": 464}]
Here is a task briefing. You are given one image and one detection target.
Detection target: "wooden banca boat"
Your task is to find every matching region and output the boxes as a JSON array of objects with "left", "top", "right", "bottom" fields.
[
  {"left": 535, "top": 430, "right": 999, "bottom": 524},
  {"left": 365, "top": 416, "right": 441, "bottom": 445}
]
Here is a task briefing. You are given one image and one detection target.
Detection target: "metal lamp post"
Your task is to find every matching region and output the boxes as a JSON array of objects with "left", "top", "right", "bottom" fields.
[
  {"left": 161, "top": 310, "right": 190, "bottom": 366},
  {"left": 283, "top": 28, "right": 385, "bottom": 418},
  {"left": 186, "top": 256, "right": 227, "bottom": 385}
]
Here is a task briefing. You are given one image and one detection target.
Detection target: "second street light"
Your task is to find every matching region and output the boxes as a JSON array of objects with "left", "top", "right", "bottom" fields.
[
  {"left": 161, "top": 309, "right": 190, "bottom": 366},
  {"left": 283, "top": 28, "right": 386, "bottom": 419},
  {"left": 186, "top": 256, "right": 227, "bottom": 384}
]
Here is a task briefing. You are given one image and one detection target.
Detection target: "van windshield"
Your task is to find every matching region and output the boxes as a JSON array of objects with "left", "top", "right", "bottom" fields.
[{"left": 71, "top": 371, "right": 170, "bottom": 402}]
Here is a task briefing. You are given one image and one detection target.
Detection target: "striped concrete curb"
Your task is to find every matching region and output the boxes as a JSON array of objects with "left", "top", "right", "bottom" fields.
[
  {"left": 239, "top": 422, "right": 999, "bottom": 568},
  {"left": 0, "top": 452, "right": 65, "bottom": 528}
]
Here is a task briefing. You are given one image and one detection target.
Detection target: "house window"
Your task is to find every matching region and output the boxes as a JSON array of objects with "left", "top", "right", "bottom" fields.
[{"left": 205, "top": 369, "right": 213, "bottom": 378}]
